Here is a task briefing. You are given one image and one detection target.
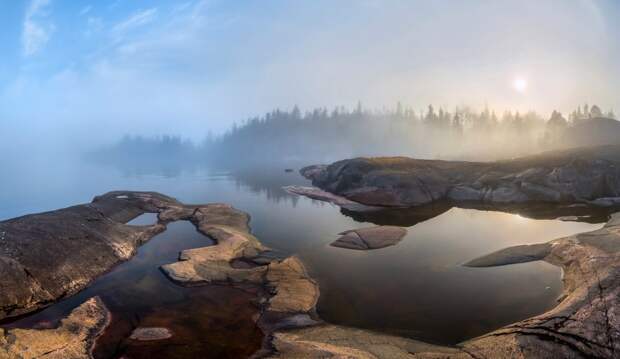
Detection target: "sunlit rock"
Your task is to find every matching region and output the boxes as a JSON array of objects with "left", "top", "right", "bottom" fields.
[{"left": 0, "top": 297, "right": 109, "bottom": 359}]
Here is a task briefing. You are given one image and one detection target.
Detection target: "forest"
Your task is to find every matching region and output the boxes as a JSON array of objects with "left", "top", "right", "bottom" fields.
[{"left": 97, "top": 103, "right": 618, "bottom": 168}]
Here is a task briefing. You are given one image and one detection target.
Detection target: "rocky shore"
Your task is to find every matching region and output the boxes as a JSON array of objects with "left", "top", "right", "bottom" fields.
[
  {"left": 299, "top": 145, "right": 620, "bottom": 208},
  {"left": 1, "top": 190, "right": 619, "bottom": 358},
  {"left": 0, "top": 191, "right": 179, "bottom": 320}
]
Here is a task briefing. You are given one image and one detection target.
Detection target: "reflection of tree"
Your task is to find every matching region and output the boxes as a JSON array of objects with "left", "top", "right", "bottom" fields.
[
  {"left": 89, "top": 154, "right": 201, "bottom": 178},
  {"left": 229, "top": 167, "right": 313, "bottom": 206}
]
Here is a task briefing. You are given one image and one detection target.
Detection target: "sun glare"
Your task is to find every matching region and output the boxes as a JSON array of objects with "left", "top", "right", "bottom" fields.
[{"left": 513, "top": 77, "right": 528, "bottom": 93}]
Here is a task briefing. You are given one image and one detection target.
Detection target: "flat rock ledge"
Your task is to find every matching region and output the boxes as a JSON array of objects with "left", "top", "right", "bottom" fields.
[
  {"left": 300, "top": 145, "right": 620, "bottom": 208},
  {"left": 0, "top": 297, "right": 109, "bottom": 359},
  {"left": 332, "top": 226, "right": 408, "bottom": 250}
]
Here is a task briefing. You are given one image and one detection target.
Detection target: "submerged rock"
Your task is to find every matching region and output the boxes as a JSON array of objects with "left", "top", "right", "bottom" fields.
[
  {"left": 299, "top": 145, "right": 620, "bottom": 208},
  {"left": 0, "top": 297, "right": 109, "bottom": 359},
  {"left": 129, "top": 327, "right": 173, "bottom": 341},
  {"left": 332, "top": 226, "right": 408, "bottom": 250}
]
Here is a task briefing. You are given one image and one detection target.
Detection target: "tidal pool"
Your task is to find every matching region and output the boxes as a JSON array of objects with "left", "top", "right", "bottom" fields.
[{"left": 0, "top": 159, "right": 605, "bottom": 353}]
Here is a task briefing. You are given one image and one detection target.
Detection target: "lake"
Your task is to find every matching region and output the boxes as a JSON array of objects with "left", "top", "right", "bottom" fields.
[{"left": 0, "top": 157, "right": 603, "bottom": 355}]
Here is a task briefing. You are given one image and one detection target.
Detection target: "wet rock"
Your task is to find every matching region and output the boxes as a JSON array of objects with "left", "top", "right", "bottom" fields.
[
  {"left": 299, "top": 145, "right": 620, "bottom": 208},
  {"left": 0, "top": 191, "right": 181, "bottom": 320},
  {"left": 159, "top": 210, "right": 268, "bottom": 285},
  {"left": 332, "top": 226, "right": 408, "bottom": 250},
  {"left": 0, "top": 297, "right": 109, "bottom": 359},
  {"left": 265, "top": 257, "right": 319, "bottom": 314},
  {"left": 129, "top": 327, "right": 172, "bottom": 341}
]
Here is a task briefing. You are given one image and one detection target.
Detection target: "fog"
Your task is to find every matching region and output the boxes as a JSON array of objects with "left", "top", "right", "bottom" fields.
[{"left": 1, "top": 0, "right": 619, "bottom": 161}]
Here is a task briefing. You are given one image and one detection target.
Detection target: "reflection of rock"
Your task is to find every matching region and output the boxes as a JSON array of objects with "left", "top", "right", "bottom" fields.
[
  {"left": 332, "top": 226, "right": 407, "bottom": 250},
  {"left": 283, "top": 185, "right": 379, "bottom": 211},
  {"left": 301, "top": 145, "right": 620, "bottom": 208},
  {"left": 456, "top": 213, "right": 620, "bottom": 358},
  {"left": 129, "top": 327, "right": 172, "bottom": 341},
  {"left": 267, "top": 213, "right": 620, "bottom": 358},
  {"left": 0, "top": 297, "right": 109, "bottom": 358},
  {"left": 0, "top": 191, "right": 185, "bottom": 320}
]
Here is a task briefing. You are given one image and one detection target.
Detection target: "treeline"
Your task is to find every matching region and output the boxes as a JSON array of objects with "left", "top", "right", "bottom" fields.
[
  {"left": 203, "top": 103, "right": 616, "bottom": 165},
  {"left": 98, "top": 103, "right": 617, "bottom": 168}
]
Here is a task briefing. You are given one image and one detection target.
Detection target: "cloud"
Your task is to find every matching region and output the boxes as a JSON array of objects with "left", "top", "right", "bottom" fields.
[
  {"left": 111, "top": 8, "right": 158, "bottom": 40},
  {"left": 22, "top": 0, "right": 55, "bottom": 57},
  {"left": 79, "top": 5, "right": 92, "bottom": 16}
]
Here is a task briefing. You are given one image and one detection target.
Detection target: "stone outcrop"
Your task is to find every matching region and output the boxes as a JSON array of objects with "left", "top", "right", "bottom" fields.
[
  {"left": 0, "top": 191, "right": 190, "bottom": 320},
  {"left": 0, "top": 297, "right": 109, "bottom": 359},
  {"left": 332, "top": 226, "right": 408, "bottom": 250},
  {"left": 456, "top": 213, "right": 620, "bottom": 358},
  {"left": 300, "top": 145, "right": 620, "bottom": 208}
]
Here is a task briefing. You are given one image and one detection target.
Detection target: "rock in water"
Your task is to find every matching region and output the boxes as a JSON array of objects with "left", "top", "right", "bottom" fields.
[
  {"left": 129, "top": 327, "right": 173, "bottom": 341},
  {"left": 299, "top": 145, "right": 620, "bottom": 208},
  {"left": 331, "top": 226, "right": 408, "bottom": 250}
]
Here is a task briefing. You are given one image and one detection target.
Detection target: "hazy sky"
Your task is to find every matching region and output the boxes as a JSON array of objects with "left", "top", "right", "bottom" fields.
[{"left": 0, "top": 0, "right": 619, "bottom": 145}]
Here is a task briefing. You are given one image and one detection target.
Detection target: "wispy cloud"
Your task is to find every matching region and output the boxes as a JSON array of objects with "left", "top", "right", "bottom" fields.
[
  {"left": 111, "top": 8, "right": 158, "bottom": 40},
  {"left": 79, "top": 5, "right": 92, "bottom": 16},
  {"left": 22, "top": 0, "right": 55, "bottom": 57}
]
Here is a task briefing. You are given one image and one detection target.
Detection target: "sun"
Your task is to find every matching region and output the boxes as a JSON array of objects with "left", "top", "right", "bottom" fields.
[{"left": 513, "top": 77, "right": 528, "bottom": 93}]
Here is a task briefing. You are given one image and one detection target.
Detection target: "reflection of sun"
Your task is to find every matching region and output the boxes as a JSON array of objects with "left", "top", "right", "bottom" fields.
[
  {"left": 513, "top": 77, "right": 527, "bottom": 93},
  {"left": 513, "top": 214, "right": 526, "bottom": 222}
]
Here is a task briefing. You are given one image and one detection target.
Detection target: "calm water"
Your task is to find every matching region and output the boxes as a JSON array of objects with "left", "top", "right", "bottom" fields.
[{"left": 0, "top": 157, "right": 604, "bottom": 351}]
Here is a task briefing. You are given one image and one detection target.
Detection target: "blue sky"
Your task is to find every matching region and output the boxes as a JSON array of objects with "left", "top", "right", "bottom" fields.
[{"left": 0, "top": 0, "right": 619, "bottom": 147}]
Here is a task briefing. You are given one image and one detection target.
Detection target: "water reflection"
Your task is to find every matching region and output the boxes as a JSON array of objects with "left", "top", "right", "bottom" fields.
[
  {"left": 2, "top": 221, "right": 263, "bottom": 358},
  {"left": 305, "top": 207, "right": 601, "bottom": 344},
  {"left": 0, "top": 159, "right": 610, "bottom": 348}
]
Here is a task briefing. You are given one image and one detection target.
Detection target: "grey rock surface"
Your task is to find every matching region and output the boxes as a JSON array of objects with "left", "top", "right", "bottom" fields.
[
  {"left": 301, "top": 145, "right": 620, "bottom": 208},
  {"left": 332, "top": 226, "right": 408, "bottom": 250}
]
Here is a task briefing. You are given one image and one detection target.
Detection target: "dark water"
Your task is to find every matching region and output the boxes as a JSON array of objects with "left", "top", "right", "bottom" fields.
[
  {"left": 2, "top": 216, "right": 263, "bottom": 358},
  {"left": 0, "top": 158, "right": 604, "bottom": 352}
]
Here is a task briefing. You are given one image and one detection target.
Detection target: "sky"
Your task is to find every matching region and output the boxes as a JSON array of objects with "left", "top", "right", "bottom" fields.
[{"left": 0, "top": 0, "right": 619, "bottom": 147}]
